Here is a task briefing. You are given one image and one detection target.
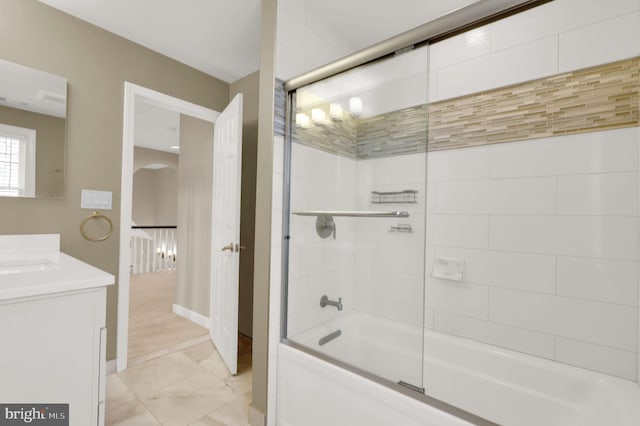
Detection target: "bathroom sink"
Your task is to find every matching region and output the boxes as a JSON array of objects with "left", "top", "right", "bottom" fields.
[{"left": 0, "top": 259, "right": 56, "bottom": 275}]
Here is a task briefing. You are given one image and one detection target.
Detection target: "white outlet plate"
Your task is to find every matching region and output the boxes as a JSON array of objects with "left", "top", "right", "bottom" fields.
[{"left": 81, "top": 190, "right": 113, "bottom": 210}]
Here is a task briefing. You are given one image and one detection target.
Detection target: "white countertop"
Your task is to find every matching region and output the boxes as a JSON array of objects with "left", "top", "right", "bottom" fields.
[
  {"left": 0, "top": 234, "right": 114, "bottom": 302},
  {"left": 0, "top": 253, "right": 114, "bottom": 301}
]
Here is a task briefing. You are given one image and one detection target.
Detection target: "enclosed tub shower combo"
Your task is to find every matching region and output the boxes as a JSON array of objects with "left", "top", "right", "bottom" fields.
[{"left": 274, "top": 1, "right": 640, "bottom": 425}]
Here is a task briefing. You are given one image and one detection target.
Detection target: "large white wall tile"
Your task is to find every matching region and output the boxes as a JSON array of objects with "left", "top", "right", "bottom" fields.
[
  {"left": 435, "top": 36, "right": 558, "bottom": 101},
  {"left": 426, "top": 278, "right": 489, "bottom": 320},
  {"left": 435, "top": 177, "right": 556, "bottom": 215},
  {"left": 429, "top": 26, "right": 491, "bottom": 70},
  {"left": 426, "top": 215, "right": 489, "bottom": 249},
  {"left": 391, "top": 153, "right": 427, "bottom": 184},
  {"left": 435, "top": 247, "right": 556, "bottom": 294},
  {"left": 557, "top": 257, "right": 639, "bottom": 306},
  {"left": 490, "top": 0, "right": 640, "bottom": 52},
  {"left": 490, "top": 288, "right": 638, "bottom": 351},
  {"left": 490, "top": 216, "right": 638, "bottom": 261},
  {"left": 559, "top": 12, "right": 640, "bottom": 72},
  {"left": 490, "top": 128, "right": 639, "bottom": 179},
  {"left": 556, "top": 338, "right": 637, "bottom": 381},
  {"left": 558, "top": 172, "right": 639, "bottom": 216},
  {"left": 434, "top": 311, "right": 556, "bottom": 359},
  {"left": 427, "top": 146, "right": 490, "bottom": 182}
]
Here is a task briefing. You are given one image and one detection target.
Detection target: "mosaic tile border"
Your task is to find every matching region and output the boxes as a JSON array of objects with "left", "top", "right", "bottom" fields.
[
  {"left": 428, "top": 57, "right": 639, "bottom": 151},
  {"left": 291, "top": 57, "right": 639, "bottom": 158}
]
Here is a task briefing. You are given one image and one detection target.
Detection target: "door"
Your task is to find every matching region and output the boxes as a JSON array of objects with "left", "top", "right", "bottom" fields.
[{"left": 210, "top": 93, "right": 243, "bottom": 375}]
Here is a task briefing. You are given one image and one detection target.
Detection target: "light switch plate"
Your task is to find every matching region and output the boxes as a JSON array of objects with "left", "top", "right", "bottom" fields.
[{"left": 81, "top": 190, "right": 113, "bottom": 210}]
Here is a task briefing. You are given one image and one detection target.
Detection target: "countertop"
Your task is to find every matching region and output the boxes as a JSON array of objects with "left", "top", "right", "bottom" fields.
[{"left": 0, "top": 252, "right": 114, "bottom": 302}]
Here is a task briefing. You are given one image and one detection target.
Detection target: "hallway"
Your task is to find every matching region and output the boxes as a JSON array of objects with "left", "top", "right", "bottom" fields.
[{"left": 128, "top": 270, "right": 208, "bottom": 362}]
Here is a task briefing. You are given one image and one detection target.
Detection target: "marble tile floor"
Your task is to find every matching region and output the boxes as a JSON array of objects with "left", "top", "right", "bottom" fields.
[{"left": 107, "top": 337, "right": 253, "bottom": 426}]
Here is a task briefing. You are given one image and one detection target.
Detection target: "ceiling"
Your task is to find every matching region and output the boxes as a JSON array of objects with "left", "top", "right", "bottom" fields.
[
  {"left": 134, "top": 97, "right": 180, "bottom": 154},
  {"left": 37, "top": 0, "right": 262, "bottom": 83},
  {"left": 38, "top": 0, "right": 478, "bottom": 84}
]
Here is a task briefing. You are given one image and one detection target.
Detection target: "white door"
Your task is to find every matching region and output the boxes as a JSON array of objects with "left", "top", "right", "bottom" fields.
[{"left": 210, "top": 94, "right": 243, "bottom": 375}]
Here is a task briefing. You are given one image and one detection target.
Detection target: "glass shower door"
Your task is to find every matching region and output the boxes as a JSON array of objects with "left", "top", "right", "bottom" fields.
[{"left": 283, "top": 44, "right": 430, "bottom": 391}]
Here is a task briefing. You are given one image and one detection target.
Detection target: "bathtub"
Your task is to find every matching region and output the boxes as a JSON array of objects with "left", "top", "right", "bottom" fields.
[{"left": 289, "top": 311, "right": 640, "bottom": 426}]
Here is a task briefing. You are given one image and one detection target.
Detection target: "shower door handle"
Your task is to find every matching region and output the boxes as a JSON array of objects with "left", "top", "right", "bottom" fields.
[{"left": 221, "top": 243, "right": 234, "bottom": 252}]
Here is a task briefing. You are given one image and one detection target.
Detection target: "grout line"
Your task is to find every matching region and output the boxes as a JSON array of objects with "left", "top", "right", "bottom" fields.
[{"left": 127, "top": 334, "right": 211, "bottom": 368}]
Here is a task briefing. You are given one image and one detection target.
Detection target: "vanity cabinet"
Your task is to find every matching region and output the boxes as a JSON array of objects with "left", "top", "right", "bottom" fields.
[
  {"left": 0, "top": 234, "right": 114, "bottom": 426},
  {"left": 0, "top": 287, "right": 108, "bottom": 426}
]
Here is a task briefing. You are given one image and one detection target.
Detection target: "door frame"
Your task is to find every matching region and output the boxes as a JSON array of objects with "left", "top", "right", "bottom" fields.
[{"left": 117, "top": 82, "right": 219, "bottom": 372}]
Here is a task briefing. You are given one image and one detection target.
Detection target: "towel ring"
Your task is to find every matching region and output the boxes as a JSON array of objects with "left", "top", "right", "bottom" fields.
[{"left": 80, "top": 211, "right": 113, "bottom": 242}]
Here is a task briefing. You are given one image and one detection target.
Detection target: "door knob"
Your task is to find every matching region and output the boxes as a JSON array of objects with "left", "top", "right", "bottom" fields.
[
  {"left": 234, "top": 244, "right": 246, "bottom": 252},
  {"left": 221, "top": 243, "right": 234, "bottom": 252}
]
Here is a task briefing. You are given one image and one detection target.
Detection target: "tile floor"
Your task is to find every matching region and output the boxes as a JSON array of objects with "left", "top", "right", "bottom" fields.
[{"left": 106, "top": 338, "right": 253, "bottom": 426}]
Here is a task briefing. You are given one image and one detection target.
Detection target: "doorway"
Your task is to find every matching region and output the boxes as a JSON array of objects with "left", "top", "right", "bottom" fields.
[
  {"left": 117, "top": 83, "right": 220, "bottom": 372},
  {"left": 128, "top": 99, "right": 210, "bottom": 364}
]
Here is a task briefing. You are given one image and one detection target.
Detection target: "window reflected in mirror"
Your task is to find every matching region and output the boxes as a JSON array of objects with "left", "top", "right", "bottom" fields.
[{"left": 0, "top": 59, "right": 66, "bottom": 199}]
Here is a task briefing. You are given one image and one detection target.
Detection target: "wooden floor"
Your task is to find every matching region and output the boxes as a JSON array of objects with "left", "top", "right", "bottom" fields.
[{"left": 128, "top": 270, "right": 208, "bottom": 362}]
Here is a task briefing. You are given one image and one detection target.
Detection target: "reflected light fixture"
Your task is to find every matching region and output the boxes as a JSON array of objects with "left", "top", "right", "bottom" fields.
[
  {"left": 329, "top": 103, "right": 344, "bottom": 120},
  {"left": 311, "top": 108, "right": 327, "bottom": 124},
  {"left": 349, "top": 97, "right": 363, "bottom": 116},
  {"left": 296, "top": 112, "right": 310, "bottom": 128}
]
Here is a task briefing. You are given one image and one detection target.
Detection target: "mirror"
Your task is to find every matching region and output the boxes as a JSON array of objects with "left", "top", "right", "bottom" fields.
[{"left": 0, "top": 59, "right": 66, "bottom": 199}]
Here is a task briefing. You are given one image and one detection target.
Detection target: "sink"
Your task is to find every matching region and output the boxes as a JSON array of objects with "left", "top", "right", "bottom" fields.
[{"left": 0, "top": 259, "right": 57, "bottom": 275}]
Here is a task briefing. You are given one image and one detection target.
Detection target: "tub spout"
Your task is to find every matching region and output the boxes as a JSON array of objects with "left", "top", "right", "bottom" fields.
[{"left": 320, "top": 295, "right": 343, "bottom": 311}]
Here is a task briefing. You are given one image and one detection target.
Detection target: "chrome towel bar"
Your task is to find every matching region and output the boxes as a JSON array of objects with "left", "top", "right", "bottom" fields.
[{"left": 292, "top": 210, "right": 410, "bottom": 218}]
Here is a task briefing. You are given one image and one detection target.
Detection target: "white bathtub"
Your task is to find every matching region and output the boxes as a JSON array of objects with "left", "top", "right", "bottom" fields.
[{"left": 291, "top": 311, "right": 640, "bottom": 426}]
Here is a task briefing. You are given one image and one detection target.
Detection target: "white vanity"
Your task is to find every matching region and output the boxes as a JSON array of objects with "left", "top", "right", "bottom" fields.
[{"left": 0, "top": 234, "right": 114, "bottom": 426}]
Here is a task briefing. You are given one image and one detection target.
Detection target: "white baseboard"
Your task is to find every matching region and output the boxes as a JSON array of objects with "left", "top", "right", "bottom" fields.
[
  {"left": 106, "top": 359, "right": 118, "bottom": 376},
  {"left": 172, "top": 303, "right": 210, "bottom": 329}
]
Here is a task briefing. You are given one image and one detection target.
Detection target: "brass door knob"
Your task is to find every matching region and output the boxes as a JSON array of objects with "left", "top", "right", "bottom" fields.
[{"left": 221, "top": 243, "right": 234, "bottom": 252}]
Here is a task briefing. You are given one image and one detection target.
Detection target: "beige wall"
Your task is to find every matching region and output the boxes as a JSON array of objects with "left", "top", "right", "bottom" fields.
[
  {"left": 132, "top": 167, "right": 178, "bottom": 226},
  {"left": 0, "top": 104, "right": 65, "bottom": 198},
  {"left": 132, "top": 169, "right": 156, "bottom": 225},
  {"left": 0, "top": 0, "right": 229, "bottom": 360},
  {"left": 155, "top": 167, "right": 178, "bottom": 226},
  {"left": 253, "top": 0, "right": 278, "bottom": 415},
  {"left": 175, "top": 114, "right": 214, "bottom": 317},
  {"left": 230, "top": 71, "right": 259, "bottom": 338}
]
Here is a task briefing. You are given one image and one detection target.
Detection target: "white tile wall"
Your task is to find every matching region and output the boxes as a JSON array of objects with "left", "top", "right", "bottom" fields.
[
  {"left": 490, "top": 0, "right": 640, "bottom": 52},
  {"left": 423, "top": 127, "right": 640, "bottom": 379},
  {"left": 490, "top": 287, "right": 638, "bottom": 352},
  {"left": 430, "top": 0, "right": 640, "bottom": 101},
  {"left": 354, "top": 152, "right": 428, "bottom": 327},
  {"left": 434, "top": 310, "right": 556, "bottom": 359},
  {"left": 426, "top": 215, "right": 489, "bottom": 249},
  {"left": 426, "top": 278, "right": 489, "bottom": 320},
  {"left": 556, "top": 338, "right": 637, "bottom": 381},
  {"left": 489, "top": 215, "right": 638, "bottom": 261},
  {"left": 557, "top": 257, "right": 639, "bottom": 306},
  {"left": 489, "top": 128, "right": 639, "bottom": 179},
  {"left": 436, "top": 36, "right": 559, "bottom": 101},
  {"left": 429, "top": 25, "right": 491, "bottom": 70},
  {"left": 427, "top": 146, "right": 490, "bottom": 182},
  {"left": 434, "top": 247, "right": 557, "bottom": 294},
  {"left": 434, "top": 177, "right": 556, "bottom": 215},
  {"left": 557, "top": 173, "right": 639, "bottom": 216},
  {"left": 559, "top": 11, "right": 640, "bottom": 72}
]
